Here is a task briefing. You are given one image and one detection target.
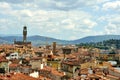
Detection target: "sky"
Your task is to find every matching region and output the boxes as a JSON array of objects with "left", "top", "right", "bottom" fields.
[{"left": 0, "top": 0, "right": 120, "bottom": 40}]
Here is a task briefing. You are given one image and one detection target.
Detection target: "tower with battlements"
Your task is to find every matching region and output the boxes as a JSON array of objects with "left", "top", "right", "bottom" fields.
[
  {"left": 14, "top": 26, "right": 31, "bottom": 46},
  {"left": 23, "top": 26, "right": 27, "bottom": 43}
]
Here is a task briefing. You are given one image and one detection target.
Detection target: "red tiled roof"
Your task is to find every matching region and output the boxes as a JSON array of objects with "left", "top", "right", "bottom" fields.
[
  {"left": 0, "top": 56, "right": 8, "bottom": 62},
  {"left": 39, "top": 75, "right": 51, "bottom": 80},
  {"left": 10, "top": 73, "right": 39, "bottom": 80},
  {"left": 30, "top": 57, "right": 42, "bottom": 60},
  {"left": 9, "top": 63, "right": 20, "bottom": 68},
  {"left": 39, "top": 66, "right": 64, "bottom": 77}
]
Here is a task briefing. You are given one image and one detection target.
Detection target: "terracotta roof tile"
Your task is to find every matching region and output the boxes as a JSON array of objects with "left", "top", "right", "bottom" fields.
[
  {"left": 9, "top": 63, "right": 20, "bottom": 68},
  {"left": 10, "top": 73, "right": 39, "bottom": 80}
]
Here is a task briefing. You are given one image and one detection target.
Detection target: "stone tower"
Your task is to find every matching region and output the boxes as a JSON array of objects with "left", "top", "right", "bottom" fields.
[
  {"left": 23, "top": 26, "right": 27, "bottom": 42},
  {"left": 52, "top": 42, "right": 56, "bottom": 54}
]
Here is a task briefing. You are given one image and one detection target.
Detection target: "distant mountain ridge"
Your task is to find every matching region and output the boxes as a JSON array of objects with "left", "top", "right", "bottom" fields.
[
  {"left": 0, "top": 35, "right": 70, "bottom": 46},
  {"left": 0, "top": 35, "right": 120, "bottom": 46},
  {"left": 72, "top": 35, "right": 120, "bottom": 43}
]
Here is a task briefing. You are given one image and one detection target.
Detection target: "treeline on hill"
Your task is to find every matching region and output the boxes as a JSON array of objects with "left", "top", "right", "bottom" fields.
[{"left": 76, "top": 39, "right": 120, "bottom": 49}]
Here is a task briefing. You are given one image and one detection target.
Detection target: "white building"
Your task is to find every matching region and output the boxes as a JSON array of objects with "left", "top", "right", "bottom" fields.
[{"left": 6, "top": 52, "right": 19, "bottom": 60}]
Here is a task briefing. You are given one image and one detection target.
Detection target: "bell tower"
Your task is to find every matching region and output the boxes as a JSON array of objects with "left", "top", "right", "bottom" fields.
[
  {"left": 14, "top": 26, "right": 31, "bottom": 46},
  {"left": 23, "top": 26, "right": 27, "bottom": 43}
]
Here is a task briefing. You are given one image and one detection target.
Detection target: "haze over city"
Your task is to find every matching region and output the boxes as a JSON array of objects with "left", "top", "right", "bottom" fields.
[{"left": 0, "top": 0, "right": 120, "bottom": 40}]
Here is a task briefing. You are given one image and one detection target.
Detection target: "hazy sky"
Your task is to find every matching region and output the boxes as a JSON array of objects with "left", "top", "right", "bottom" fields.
[{"left": 0, "top": 0, "right": 120, "bottom": 40}]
